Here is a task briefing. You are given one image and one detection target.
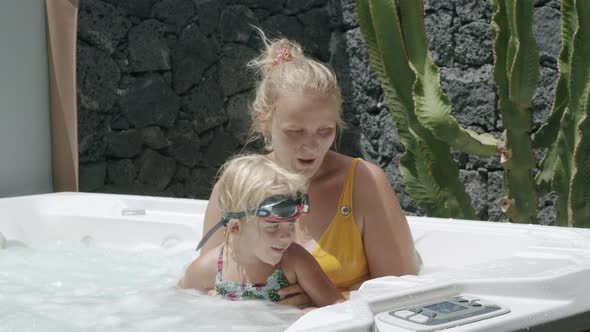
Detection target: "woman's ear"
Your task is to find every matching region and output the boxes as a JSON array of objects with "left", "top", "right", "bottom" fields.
[{"left": 228, "top": 219, "right": 241, "bottom": 234}]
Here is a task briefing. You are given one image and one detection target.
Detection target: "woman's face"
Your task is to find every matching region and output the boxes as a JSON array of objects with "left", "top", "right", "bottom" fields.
[{"left": 268, "top": 93, "right": 339, "bottom": 178}]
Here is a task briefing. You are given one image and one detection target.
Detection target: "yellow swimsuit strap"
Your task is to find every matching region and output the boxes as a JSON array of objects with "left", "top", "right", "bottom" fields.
[{"left": 337, "top": 158, "right": 362, "bottom": 219}]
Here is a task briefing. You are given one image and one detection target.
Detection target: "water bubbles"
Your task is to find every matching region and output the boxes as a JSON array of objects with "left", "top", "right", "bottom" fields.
[
  {"left": 81, "top": 236, "right": 95, "bottom": 247},
  {"left": 1, "top": 244, "right": 298, "bottom": 331},
  {"left": 161, "top": 236, "right": 181, "bottom": 249},
  {"left": 101, "top": 315, "right": 122, "bottom": 327},
  {"left": 50, "top": 281, "right": 63, "bottom": 288}
]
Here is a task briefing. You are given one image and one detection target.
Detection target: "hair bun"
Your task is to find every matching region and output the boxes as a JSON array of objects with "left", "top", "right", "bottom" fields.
[{"left": 248, "top": 28, "right": 303, "bottom": 77}]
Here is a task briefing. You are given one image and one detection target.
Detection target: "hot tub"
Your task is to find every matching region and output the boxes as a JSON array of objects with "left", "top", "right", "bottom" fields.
[{"left": 2, "top": 192, "right": 590, "bottom": 331}]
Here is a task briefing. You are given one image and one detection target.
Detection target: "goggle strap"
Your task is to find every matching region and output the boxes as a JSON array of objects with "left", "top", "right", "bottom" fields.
[{"left": 195, "top": 216, "right": 229, "bottom": 251}]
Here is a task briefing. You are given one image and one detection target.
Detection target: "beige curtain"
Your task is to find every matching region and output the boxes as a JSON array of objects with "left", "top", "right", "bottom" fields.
[{"left": 45, "top": 0, "right": 79, "bottom": 192}]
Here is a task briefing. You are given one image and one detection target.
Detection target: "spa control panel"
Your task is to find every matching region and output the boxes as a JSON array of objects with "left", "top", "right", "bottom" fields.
[{"left": 374, "top": 295, "right": 510, "bottom": 331}]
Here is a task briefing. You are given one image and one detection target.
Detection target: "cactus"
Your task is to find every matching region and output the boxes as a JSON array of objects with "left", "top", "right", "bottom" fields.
[
  {"left": 357, "top": 0, "right": 590, "bottom": 227},
  {"left": 557, "top": 0, "right": 590, "bottom": 227},
  {"left": 356, "top": 0, "right": 478, "bottom": 219},
  {"left": 490, "top": 0, "right": 538, "bottom": 223},
  {"left": 534, "top": 0, "right": 577, "bottom": 193}
]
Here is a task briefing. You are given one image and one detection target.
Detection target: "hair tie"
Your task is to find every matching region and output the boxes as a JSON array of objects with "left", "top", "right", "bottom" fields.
[{"left": 272, "top": 48, "right": 292, "bottom": 66}]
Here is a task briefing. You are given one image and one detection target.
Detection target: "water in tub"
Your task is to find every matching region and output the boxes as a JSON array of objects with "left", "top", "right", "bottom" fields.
[{"left": 0, "top": 239, "right": 303, "bottom": 331}]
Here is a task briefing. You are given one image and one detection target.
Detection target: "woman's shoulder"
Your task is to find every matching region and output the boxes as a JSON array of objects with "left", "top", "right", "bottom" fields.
[
  {"left": 320, "top": 151, "right": 354, "bottom": 176},
  {"left": 354, "top": 159, "right": 388, "bottom": 185},
  {"left": 352, "top": 159, "right": 394, "bottom": 208},
  {"left": 325, "top": 151, "right": 385, "bottom": 183}
]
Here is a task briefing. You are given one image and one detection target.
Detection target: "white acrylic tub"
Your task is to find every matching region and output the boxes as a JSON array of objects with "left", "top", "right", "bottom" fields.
[{"left": 2, "top": 192, "right": 590, "bottom": 331}]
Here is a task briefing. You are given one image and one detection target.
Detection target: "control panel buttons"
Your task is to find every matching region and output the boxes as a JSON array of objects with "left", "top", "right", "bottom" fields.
[
  {"left": 409, "top": 308, "right": 423, "bottom": 313},
  {"left": 393, "top": 310, "right": 415, "bottom": 318},
  {"left": 409, "top": 314, "right": 431, "bottom": 323},
  {"left": 422, "top": 311, "right": 437, "bottom": 318}
]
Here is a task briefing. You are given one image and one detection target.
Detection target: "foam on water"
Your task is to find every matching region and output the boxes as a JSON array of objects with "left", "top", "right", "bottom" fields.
[{"left": 0, "top": 241, "right": 303, "bottom": 332}]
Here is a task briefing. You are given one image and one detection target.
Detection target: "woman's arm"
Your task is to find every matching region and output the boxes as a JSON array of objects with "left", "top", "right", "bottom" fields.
[
  {"left": 286, "top": 244, "right": 345, "bottom": 307},
  {"left": 200, "top": 182, "right": 225, "bottom": 255},
  {"left": 355, "top": 161, "right": 420, "bottom": 277}
]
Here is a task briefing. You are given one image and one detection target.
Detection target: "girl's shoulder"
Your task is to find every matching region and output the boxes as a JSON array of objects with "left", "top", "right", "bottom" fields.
[
  {"left": 193, "top": 245, "right": 223, "bottom": 280},
  {"left": 180, "top": 245, "right": 222, "bottom": 290}
]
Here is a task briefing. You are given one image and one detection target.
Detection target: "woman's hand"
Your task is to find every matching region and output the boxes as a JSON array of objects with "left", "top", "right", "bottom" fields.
[{"left": 277, "top": 283, "right": 312, "bottom": 309}]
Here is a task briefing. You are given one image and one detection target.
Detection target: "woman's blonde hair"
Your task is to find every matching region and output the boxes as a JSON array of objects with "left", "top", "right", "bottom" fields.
[
  {"left": 247, "top": 28, "right": 345, "bottom": 149},
  {"left": 216, "top": 154, "right": 308, "bottom": 245}
]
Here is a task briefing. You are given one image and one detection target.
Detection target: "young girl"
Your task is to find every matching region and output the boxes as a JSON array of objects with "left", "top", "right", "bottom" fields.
[{"left": 179, "top": 154, "right": 345, "bottom": 307}]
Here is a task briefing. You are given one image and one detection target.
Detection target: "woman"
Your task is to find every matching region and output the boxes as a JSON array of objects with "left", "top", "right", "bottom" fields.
[{"left": 197, "top": 34, "right": 420, "bottom": 307}]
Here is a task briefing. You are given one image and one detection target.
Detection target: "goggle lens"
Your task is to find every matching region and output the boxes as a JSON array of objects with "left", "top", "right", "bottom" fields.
[
  {"left": 269, "top": 199, "right": 300, "bottom": 219},
  {"left": 257, "top": 193, "right": 309, "bottom": 222}
]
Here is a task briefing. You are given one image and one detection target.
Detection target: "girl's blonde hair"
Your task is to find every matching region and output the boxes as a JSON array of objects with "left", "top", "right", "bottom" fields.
[
  {"left": 216, "top": 154, "right": 308, "bottom": 245},
  {"left": 247, "top": 28, "right": 345, "bottom": 149}
]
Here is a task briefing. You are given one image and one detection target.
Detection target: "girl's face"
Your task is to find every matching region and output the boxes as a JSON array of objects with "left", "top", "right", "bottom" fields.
[
  {"left": 240, "top": 219, "right": 296, "bottom": 266},
  {"left": 268, "top": 93, "right": 339, "bottom": 178}
]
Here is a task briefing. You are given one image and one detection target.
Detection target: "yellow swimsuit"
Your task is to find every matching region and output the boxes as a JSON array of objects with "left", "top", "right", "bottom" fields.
[{"left": 311, "top": 158, "right": 369, "bottom": 291}]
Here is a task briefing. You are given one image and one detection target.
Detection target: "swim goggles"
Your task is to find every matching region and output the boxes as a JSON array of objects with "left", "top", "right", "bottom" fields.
[{"left": 196, "top": 193, "right": 309, "bottom": 251}]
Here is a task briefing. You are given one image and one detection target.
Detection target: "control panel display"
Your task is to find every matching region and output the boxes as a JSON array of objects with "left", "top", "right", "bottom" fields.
[
  {"left": 423, "top": 301, "right": 466, "bottom": 314},
  {"left": 374, "top": 295, "right": 510, "bottom": 332}
]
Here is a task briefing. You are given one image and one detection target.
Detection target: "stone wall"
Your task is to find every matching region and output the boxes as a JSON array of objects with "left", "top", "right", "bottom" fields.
[{"left": 78, "top": 0, "right": 561, "bottom": 224}]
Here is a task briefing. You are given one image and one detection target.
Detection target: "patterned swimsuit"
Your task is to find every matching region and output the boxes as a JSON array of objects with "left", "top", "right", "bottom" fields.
[{"left": 215, "top": 247, "right": 290, "bottom": 301}]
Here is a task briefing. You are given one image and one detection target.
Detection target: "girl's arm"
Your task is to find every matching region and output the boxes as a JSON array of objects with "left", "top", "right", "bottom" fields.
[
  {"left": 355, "top": 161, "right": 420, "bottom": 277},
  {"left": 286, "top": 244, "right": 345, "bottom": 307},
  {"left": 200, "top": 182, "right": 225, "bottom": 255}
]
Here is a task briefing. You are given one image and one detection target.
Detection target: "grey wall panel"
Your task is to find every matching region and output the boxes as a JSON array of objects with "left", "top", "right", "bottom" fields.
[{"left": 0, "top": 0, "right": 53, "bottom": 197}]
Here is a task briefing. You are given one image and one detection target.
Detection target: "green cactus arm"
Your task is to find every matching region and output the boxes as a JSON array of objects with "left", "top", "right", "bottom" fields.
[
  {"left": 508, "top": 0, "right": 540, "bottom": 108},
  {"left": 569, "top": 2, "right": 590, "bottom": 129},
  {"left": 397, "top": 0, "right": 426, "bottom": 75},
  {"left": 357, "top": 0, "right": 477, "bottom": 219},
  {"left": 413, "top": 64, "right": 498, "bottom": 156},
  {"left": 365, "top": 0, "right": 415, "bottom": 116},
  {"left": 492, "top": 0, "right": 510, "bottom": 98},
  {"left": 399, "top": 150, "right": 448, "bottom": 217},
  {"left": 504, "top": 0, "right": 518, "bottom": 88},
  {"left": 571, "top": 98, "right": 590, "bottom": 227},
  {"left": 535, "top": 0, "right": 578, "bottom": 192},
  {"left": 394, "top": 0, "right": 497, "bottom": 156},
  {"left": 355, "top": 0, "right": 412, "bottom": 145},
  {"left": 552, "top": 0, "right": 590, "bottom": 227},
  {"left": 553, "top": 119, "right": 574, "bottom": 226},
  {"left": 534, "top": 0, "right": 577, "bottom": 148},
  {"left": 501, "top": 103, "right": 538, "bottom": 223},
  {"left": 534, "top": 128, "right": 562, "bottom": 192},
  {"left": 569, "top": 0, "right": 590, "bottom": 227},
  {"left": 400, "top": 131, "right": 477, "bottom": 219},
  {"left": 491, "top": 0, "right": 538, "bottom": 223}
]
